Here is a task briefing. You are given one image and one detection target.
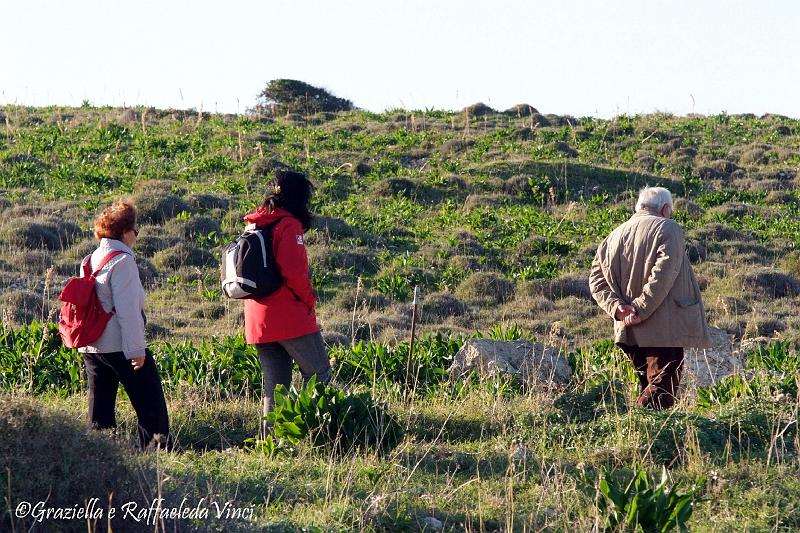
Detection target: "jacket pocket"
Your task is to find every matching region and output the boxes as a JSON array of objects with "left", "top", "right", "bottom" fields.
[{"left": 673, "top": 297, "right": 704, "bottom": 338}]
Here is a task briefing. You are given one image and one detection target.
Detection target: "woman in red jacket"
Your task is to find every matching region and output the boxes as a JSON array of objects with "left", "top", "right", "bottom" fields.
[{"left": 243, "top": 169, "right": 332, "bottom": 436}]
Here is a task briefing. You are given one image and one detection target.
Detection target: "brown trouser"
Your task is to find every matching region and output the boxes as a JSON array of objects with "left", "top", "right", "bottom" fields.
[{"left": 617, "top": 344, "right": 684, "bottom": 410}]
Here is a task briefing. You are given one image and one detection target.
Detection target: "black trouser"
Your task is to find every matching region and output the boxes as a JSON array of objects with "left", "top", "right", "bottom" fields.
[
  {"left": 84, "top": 350, "right": 169, "bottom": 449},
  {"left": 618, "top": 344, "right": 684, "bottom": 410}
]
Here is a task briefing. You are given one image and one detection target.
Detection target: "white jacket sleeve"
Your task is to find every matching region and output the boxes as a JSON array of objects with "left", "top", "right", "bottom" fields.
[{"left": 109, "top": 256, "right": 147, "bottom": 359}]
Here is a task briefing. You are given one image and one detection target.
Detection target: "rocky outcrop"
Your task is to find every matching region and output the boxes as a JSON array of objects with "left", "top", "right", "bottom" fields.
[
  {"left": 448, "top": 339, "right": 571, "bottom": 387},
  {"left": 683, "top": 327, "right": 744, "bottom": 389}
]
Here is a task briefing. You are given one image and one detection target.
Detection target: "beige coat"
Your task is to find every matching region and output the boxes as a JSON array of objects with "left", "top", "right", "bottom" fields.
[{"left": 589, "top": 208, "right": 712, "bottom": 348}]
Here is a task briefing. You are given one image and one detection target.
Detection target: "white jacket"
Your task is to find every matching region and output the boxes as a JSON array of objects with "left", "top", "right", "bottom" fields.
[{"left": 78, "top": 239, "right": 147, "bottom": 359}]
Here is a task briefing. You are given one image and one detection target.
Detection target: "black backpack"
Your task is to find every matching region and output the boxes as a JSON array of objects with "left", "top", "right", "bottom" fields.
[{"left": 220, "top": 218, "right": 285, "bottom": 299}]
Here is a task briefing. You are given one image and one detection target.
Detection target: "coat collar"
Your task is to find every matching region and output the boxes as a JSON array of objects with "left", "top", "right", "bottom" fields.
[
  {"left": 633, "top": 207, "right": 663, "bottom": 218},
  {"left": 98, "top": 238, "right": 136, "bottom": 258}
]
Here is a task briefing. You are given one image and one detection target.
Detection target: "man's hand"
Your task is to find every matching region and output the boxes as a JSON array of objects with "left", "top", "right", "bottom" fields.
[
  {"left": 623, "top": 312, "right": 642, "bottom": 326},
  {"left": 615, "top": 304, "right": 636, "bottom": 321},
  {"left": 131, "top": 356, "right": 146, "bottom": 371},
  {"left": 615, "top": 304, "right": 642, "bottom": 326}
]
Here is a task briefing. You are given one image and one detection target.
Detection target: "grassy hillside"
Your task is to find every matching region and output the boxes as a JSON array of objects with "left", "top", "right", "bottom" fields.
[
  {"left": 0, "top": 104, "right": 798, "bottom": 343},
  {"left": 1, "top": 103, "right": 799, "bottom": 531}
]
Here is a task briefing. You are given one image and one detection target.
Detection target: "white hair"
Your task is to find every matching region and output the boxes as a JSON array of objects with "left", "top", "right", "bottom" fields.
[{"left": 635, "top": 186, "right": 673, "bottom": 212}]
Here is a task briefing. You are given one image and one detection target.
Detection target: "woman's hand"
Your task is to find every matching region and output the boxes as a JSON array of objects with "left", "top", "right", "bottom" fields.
[{"left": 131, "top": 356, "right": 146, "bottom": 371}]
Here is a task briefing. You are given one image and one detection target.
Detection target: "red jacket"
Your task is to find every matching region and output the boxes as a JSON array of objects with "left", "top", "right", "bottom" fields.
[{"left": 243, "top": 207, "right": 319, "bottom": 343}]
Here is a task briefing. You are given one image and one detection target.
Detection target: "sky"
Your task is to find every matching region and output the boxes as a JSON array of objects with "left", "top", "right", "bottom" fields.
[{"left": 3, "top": 0, "right": 799, "bottom": 118}]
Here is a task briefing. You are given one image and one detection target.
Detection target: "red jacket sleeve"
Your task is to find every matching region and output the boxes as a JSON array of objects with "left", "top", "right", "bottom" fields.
[{"left": 273, "top": 218, "right": 316, "bottom": 310}]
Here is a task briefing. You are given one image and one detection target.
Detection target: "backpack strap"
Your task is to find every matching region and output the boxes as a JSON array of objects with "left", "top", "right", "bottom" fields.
[{"left": 87, "top": 250, "right": 129, "bottom": 278}]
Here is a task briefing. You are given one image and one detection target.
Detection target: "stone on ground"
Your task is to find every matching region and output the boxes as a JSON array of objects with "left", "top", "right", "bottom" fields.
[{"left": 449, "top": 339, "right": 571, "bottom": 386}]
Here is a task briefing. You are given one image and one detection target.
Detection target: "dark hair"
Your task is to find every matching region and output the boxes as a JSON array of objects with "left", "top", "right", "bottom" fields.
[
  {"left": 94, "top": 200, "right": 137, "bottom": 240},
  {"left": 261, "top": 169, "right": 314, "bottom": 231}
]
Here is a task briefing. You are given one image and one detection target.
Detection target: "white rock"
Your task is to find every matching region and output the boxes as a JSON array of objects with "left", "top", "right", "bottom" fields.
[
  {"left": 449, "top": 339, "right": 571, "bottom": 386},
  {"left": 683, "top": 327, "right": 744, "bottom": 389}
]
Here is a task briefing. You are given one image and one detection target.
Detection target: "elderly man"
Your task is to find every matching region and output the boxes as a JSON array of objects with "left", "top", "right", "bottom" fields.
[{"left": 589, "top": 186, "right": 711, "bottom": 409}]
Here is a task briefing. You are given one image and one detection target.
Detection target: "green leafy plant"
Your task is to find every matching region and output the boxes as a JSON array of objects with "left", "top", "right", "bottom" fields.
[
  {"left": 375, "top": 274, "right": 411, "bottom": 301},
  {"left": 331, "top": 333, "right": 459, "bottom": 392},
  {"left": 260, "top": 376, "right": 404, "bottom": 455},
  {"left": 568, "top": 340, "right": 638, "bottom": 391},
  {"left": 591, "top": 467, "right": 704, "bottom": 532},
  {"left": 484, "top": 322, "right": 526, "bottom": 341}
]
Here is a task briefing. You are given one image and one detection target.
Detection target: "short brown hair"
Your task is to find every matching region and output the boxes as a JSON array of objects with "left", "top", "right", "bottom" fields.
[{"left": 94, "top": 200, "right": 137, "bottom": 240}]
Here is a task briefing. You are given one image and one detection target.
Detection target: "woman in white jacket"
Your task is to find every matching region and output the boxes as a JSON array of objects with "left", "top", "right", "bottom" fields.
[{"left": 79, "top": 200, "right": 169, "bottom": 449}]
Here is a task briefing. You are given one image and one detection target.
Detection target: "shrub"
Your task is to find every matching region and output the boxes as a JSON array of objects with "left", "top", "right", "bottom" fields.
[
  {"left": 153, "top": 242, "right": 216, "bottom": 270},
  {"left": 61, "top": 238, "right": 97, "bottom": 261},
  {"left": 779, "top": 251, "right": 800, "bottom": 277},
  {"left": 463, "top": 194, "right": 506, "bottom": 212},
  {"left": 5, "top": 249, "right": 52, "bottom": 275},
  {"left": 774, "top": 125, "right": 793, "bottom": 136},
  {"left": 503, "top": 174, "right": 535, "bottom": 196},
  {"left": 738, "top": 146, "right": 768, "bottom": 166},
  {"left": 133, "top": 225, "right": 174, "bottom": 256},
  {"left": 260, "top": 377, "right": 403, "bottom": 455},
  {"left": 250, "top": 156, "right": 289, "bottom": 177},
  {"left": 765, "top": 190, "right": 794, "bottom": 205},
  {"left": 685, "top": 239, "right": 707, "bottom": 263},
  {"left": 137, "top": 258, "right": 159, "bottom": 287},
  {"left": 133, "top": 192, "right": 192, "bottom": 224},
  {"left": 710, "top": 159, "right": 739, "bottom": 174},
  {"left": 656, "top": 138, "right": 681, "bottom": 155},
  {"left": 696, "top": 166, "right": 728, "bottom": 180},
  {"left": 438, "top": 139, "right": 474, "bottom": 155},
  {"left": 456, "top": 271, "right": 514, "bottom": 306},
  {"left": 462, "top": 102, "right": 496, "bottom": 117},
  {"left": 746, "top": 317, "right": 788, "bottom": 338},
  {"left": 504, "top": 104, "right": 539, "bottom": 117},
  {"left": 0, "top": 290, "right": 44, "bottom": 324},
  {"left": 692, "top": 223, "right": 754, "bottom": 243},
  {"left": 635, "top": 154, "right": 657, "bottom": 172},
  {"left": 164, "top": 215, "right": 222, "bottom": 240},
  {"left": 530, "top": 113, "right": 551, "bottom": 127},
  {"left": 447, "top": 230, "right": 484, "bottom": 256},
  {"left": 371, "top": 177, "right": 418, "bottom": 198},
  {"left": 448, "top": 255, "right": 480, "bottom": 271},
  {"left": 554, "top": 141, "right": 578, "bottom": 157},
  {"left": 742, "top": 268, "right": 800, "bottom": 298},
  {"left": 512, "top": 127, "right": 534, "bottom": 141},
  {"left": 255, "top": 79, "right": 354, "bottom": 115},
  {"left": 708, "top": 202, "right": 759, "bottom": 219},
  {"left": 354, "top": 160, "right": 371, "bottom": 176},
  {"left": 189, "top": 193, "right": 230, "bottom": 211},
  {"left": 529, "top": 273, "right": 592, "bottom": 301},
  {"left": 673, "top": 198, "right": 703, "bottom": 217},
  {"left": 420, "top": 291, "right": 467, "bottom": 323},
  {"left": 0, "top": 217, "right": 82, "bottom": 251}
]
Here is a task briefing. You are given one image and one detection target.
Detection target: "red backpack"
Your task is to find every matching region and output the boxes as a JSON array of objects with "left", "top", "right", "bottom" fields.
[{"left": 58, "top": 251, "right": 127, "bottom": 349}]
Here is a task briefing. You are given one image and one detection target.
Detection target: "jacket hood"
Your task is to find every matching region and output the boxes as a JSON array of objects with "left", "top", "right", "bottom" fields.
[{"left": 243, "top": 206, "right": 292, "bottom": 227}]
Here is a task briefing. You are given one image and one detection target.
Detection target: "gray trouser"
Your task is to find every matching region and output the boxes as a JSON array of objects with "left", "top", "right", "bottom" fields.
[{"left": 256, "top": 331, "right": 332, "bottom": 438}]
